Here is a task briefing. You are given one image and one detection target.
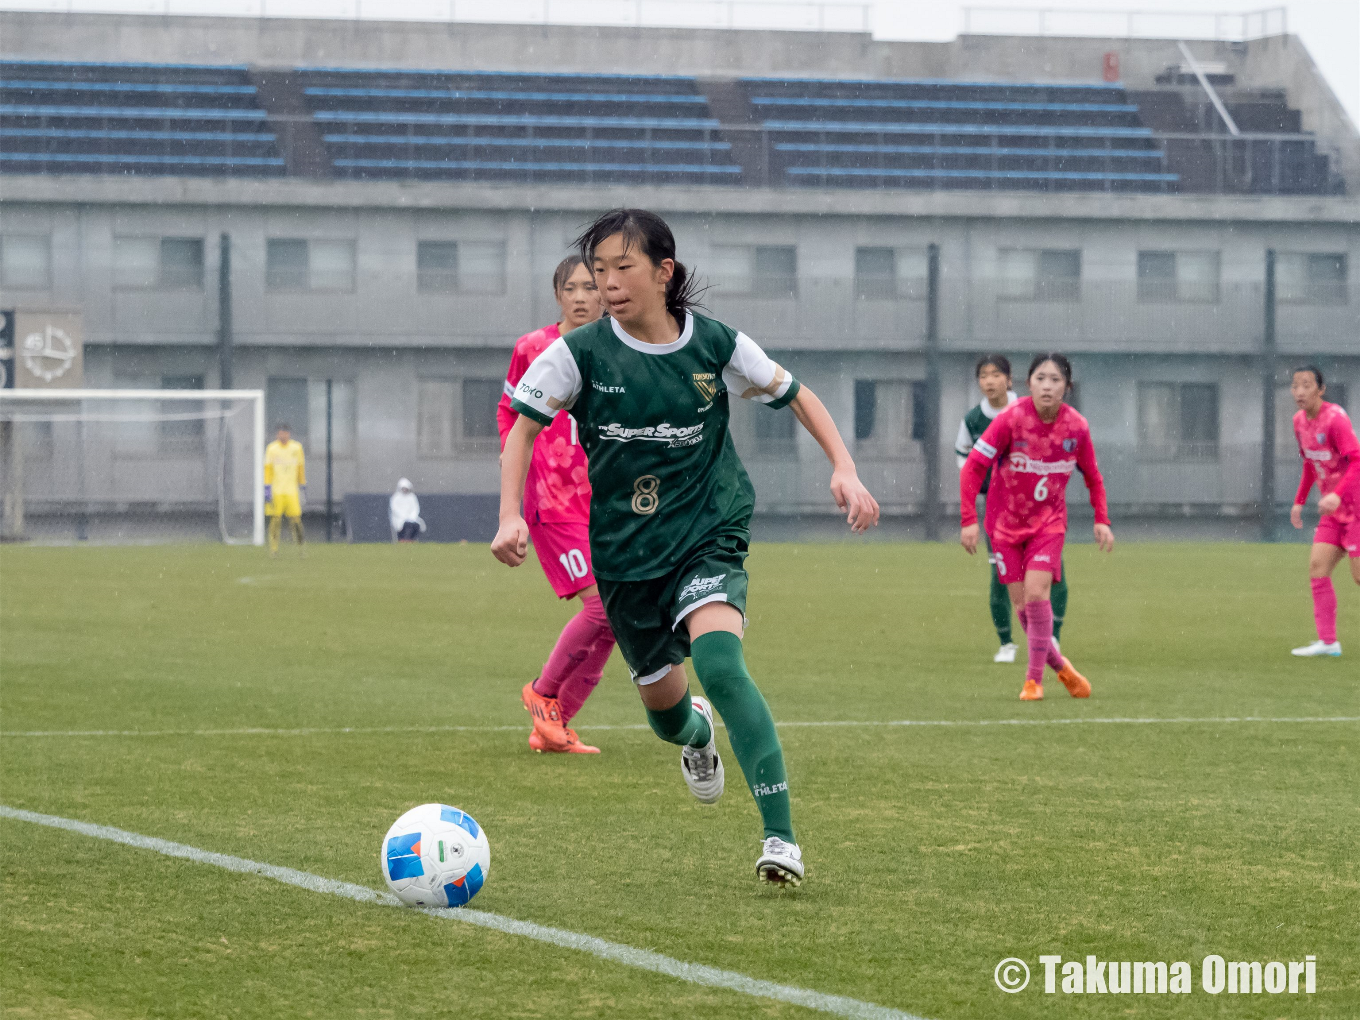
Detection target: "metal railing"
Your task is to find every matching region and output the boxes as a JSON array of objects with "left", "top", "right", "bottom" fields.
[
  {"left": 961, "top": 5, "right": 1286, "bottom": 41},
  {"left": 1, "top": 0, "right": 874, "bottom": 33}
]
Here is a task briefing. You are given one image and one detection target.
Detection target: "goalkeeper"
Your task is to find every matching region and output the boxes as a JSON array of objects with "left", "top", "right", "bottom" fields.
[{"left": 264, "top": 423, "right": 306, "bottom": 556}]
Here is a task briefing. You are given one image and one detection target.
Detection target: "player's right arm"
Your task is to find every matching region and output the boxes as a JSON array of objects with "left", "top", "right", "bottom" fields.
[
  {"left": 959, "top": 414, "right": 1009, "bottom": 553},
  {"left": 491, "top": 338, "right": 583, "bottom": 567},
  {"left": 497, "top": 342, "right": 532, "bottom": 450},
  {"left": 1291, "top": 460, "right": 1316, "bottom": 529},
  {"left": 954, "top": 417, "right": 973, "bottom": 471}
]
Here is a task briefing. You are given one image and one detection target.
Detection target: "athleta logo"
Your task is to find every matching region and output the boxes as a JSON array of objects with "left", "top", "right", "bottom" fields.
[
  {"left": 751, "top": 781, "right": 788, "bottom": 797},
  {"left": 678, "top": 574, "right": 724, "bottom": 601},
  {"left": 599, "top": 422, "right": 704, "bottom": 444},
  {"left": 592, "top": 381, "right": 626, "bottom": 393},
  {"left": 1008, "top": 453, "right": 1077, "bottom": 475},
  {"left": 691, "top": 372, "right": 718, "bottom": 402}
]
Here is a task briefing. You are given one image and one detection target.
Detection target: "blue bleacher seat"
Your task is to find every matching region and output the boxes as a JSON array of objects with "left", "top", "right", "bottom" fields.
[
  {"left": 295, "top": 67, "right": 742, "bottom": 184},
  {"left": 0, "top": 59, "right": 285, "bottom": 177}
]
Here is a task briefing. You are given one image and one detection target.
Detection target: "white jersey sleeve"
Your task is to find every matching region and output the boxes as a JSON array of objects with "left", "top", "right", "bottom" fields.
[
  {"left": 722, "top": 331, "right": 800, "bottom": 408},
  {"left": 954, "top": 418, "right": 973, "bottom": 470},
  {"left": 508, "top": 337, "right": 582, "bottom": 425}
]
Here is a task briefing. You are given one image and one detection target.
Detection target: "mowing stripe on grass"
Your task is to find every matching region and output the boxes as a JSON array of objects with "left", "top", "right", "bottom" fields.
[
  {"left": 3, "top": 716, "right": 1357, "bottom": 738},
  {"left": 0, "top": 804, "right": 927, "bottom": 1020}
]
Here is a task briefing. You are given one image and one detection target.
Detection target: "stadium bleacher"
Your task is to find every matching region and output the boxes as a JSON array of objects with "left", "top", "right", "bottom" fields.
[
  {"left": 295, "top": 67, "right": 742, "bottom": 185},
  {"left": 0, "top": 59, "right": 1341, "bottom": 194},
  {"left": 741, "top": 76, "right": 1176, "bottom": 192},
  {"left": 0, "top": 59, "right": 285, "bottom": 176}
]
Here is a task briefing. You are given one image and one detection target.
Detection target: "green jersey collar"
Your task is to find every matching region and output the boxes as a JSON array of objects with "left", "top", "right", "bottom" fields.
[{"left": 609, "top": 311, "right": 695, "bottom": 355}]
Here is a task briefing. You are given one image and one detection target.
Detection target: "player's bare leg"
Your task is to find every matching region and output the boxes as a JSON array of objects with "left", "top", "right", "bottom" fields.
[{"left": 1294, "top": 542, "right": 1347, "bottom": 656}]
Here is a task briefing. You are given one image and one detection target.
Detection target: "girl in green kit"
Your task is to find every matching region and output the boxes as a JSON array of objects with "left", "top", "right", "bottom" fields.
[{"left": 493, "top": 209, "right": 879, "bottom": 885}]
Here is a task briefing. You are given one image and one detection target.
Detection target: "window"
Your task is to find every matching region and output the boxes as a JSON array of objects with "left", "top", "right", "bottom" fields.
[
  {"left": 753, "top": 405, "right": 796, "bottom": 457},
  {"left": 266, "top": 239, "right": 354, "bottom": 292},
  {"left": 1278, "top": 253, "right": 1348, "bottom": 305},
  {"left": 710, "top": 245, "right": 797, "bottom": 297},
  {"left": 855, "top": 247, "right": 929, "bottom": 300},
  {"left": 114, "top": 237, "right": 205, "bottom": 290},
  {"left": 0, "top": 235, "right": 51, "bottom": 289},
  {"left": 854, "top": 380, "right": 917, "bottom": 455},
  {"left": 1138, "top": 382, "right": 1219, "bottom": 460},
  {"left": 266, "top": 377, "right": 309, "bottom": 448},
  {"left": 307, "top": 379, "right": 357, "bottom": 459},
  {"left": 1137, "top": 251, "right": 1219, "bottom": 303},
  {"left": 1326, "top": 381, "right": 1347, "bottom": 411},
  {"left": 417, "top": 380, "right": 456, "bottom": 457},
  {"left": 417, "top": 241, "right": 506, "bottom": 294},
  {"left": 998, "top": 248, "right": 1080, "bottom": 302},
  {"left": 461, "top": 378, "right": 502, "bottom": 446},
  {"left": 160, "top": 375, "right": 205, "bottom": 455},
  {"left": 911, "top": 380, "right": 931, "bottom": 441}
]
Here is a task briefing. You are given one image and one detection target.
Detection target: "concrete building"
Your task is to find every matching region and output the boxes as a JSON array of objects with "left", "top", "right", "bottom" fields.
[{"left": 1, "top": 10, "right": 1357, "bottom": 540}]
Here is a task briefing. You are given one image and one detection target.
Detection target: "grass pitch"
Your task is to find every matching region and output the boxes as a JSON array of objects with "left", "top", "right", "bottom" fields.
[{"left": 1, "top": 540, "right": 1357, "bottom": 1019}]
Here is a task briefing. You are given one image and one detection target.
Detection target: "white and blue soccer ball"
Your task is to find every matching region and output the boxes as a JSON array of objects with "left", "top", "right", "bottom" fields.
[{"left": 380, "top": 803, "right": 490, "bottom": 908}]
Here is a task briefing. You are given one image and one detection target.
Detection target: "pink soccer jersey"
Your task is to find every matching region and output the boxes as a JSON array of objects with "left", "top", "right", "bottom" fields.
[
  {"left": 1293, "top": 401, "right": 1360, "bottom": 523},
  {"left": 497, "top": 324, "right": 591, "bottom": 526},
  {"left": 961, "top": 397, "right": 1109, "bottom": 545}
]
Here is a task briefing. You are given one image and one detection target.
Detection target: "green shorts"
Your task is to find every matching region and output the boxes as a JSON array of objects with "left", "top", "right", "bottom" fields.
[{"left": 597, "top": 532, "right": 749, "bottom": 685}]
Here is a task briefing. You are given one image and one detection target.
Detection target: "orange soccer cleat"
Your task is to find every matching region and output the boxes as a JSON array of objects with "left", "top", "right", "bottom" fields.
[
  {"left": 528, "top": 729, "right": 601, "bottom": 754},
  {"left": 1019, "top": 679, "right": 1044, "bottom": 701},
  {"left": 1056, "top": 658, "right": 1092, "bottom": 698},
  {"left": 521, "top": 680, "right": 572, "bottom": 751}
]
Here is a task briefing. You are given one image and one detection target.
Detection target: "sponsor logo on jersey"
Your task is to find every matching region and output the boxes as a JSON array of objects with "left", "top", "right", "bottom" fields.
[
  {"left": 1034, "top": 554, "right": 1051, "bottom": 563},
  {"left": 1008, "top": 453, "right": 1077, "bottom": 475},
  {"left": 592, "top": 381, "right": 626, "bottom": 394},
  {"left": 1062, "top": 438, "right": 1078, "bottom": 452},
  {"left": 1014, "top": 440, "right": 1028, "bottom": 449},
  {"left": 1304, "top": 448, "right": 1333, "bottom": 462},
  {"left": 598, "top": 421, "right": 705, "bottom": 445},
  {"left": 678, "top": 573, "right": 725, "bottom": 601},
  {"left": 691, "top": 372, "right": 718, "bottom": 402}
]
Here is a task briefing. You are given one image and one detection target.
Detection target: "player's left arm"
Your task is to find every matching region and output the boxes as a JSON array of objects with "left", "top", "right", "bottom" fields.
[
  {"left": 724, "top": 331, "right": 878, "bottom": 533},
  {"left": 1076, "top": 426, "right": 1114, "bottom": 552},
  {"left": 297, "top": 445, "right": 306, "bottom": 500},
  {"left": 788, "top": 388, "right": 880, "bottom": 533},
  {"left": 1320, "top": 413, "right": 1360, "bottom": 515}
]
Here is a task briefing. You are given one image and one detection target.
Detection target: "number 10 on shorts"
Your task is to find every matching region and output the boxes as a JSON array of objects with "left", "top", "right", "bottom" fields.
[{"left": 559, "top": 548, "right": 589, "bottom": 580}]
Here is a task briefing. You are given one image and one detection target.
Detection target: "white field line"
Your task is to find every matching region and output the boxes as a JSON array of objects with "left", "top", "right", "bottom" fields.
[
  {"left": 2, "top": 716, "right": 1357, "bottom": 739},
  {"left": 0, "top": 805, "right": 925, "bottom": 1020}
]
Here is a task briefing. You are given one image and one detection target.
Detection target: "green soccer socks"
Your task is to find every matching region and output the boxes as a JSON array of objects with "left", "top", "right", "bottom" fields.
[
  {"left": 1052, "top": 567, "right": 1069, "bottom": 642},
  {"left": 645, "top": 692, "right": 712, "bottom": 748},
  {"left": 989, "top": 569, "right": 1013, "bottom": 644},
  {"left": 690, "top": 631, "right": 795, "bottom": 843}
]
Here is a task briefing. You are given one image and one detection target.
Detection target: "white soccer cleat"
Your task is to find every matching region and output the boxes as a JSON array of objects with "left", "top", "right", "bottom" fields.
[
  {"left": 680, "top": 695, "right": 724, "bottom": 804},
  {"left": 756, "top": 837, "right": 804, "bottom": 886},
  {"left": 1291, "top": 640, "right": 1342, "bottom": 657},
  {"left": 993, "top": 642, "right": 1017, "bottom": 663}
]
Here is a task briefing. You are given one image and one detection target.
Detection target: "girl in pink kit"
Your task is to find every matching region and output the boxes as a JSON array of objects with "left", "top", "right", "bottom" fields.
[
  {"left": 497, "top": 255, "right": 614, "bottom": 752},
  {"left": 960, "top": 353, "right": 1115, "bottom": 700},
  {"left": 1288, "top": 365, "right": 1360, "bottom": 658}
]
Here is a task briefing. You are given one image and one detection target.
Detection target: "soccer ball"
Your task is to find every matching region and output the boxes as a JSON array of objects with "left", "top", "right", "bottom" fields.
[{"left": 380, "top": 803, "right": 490, "bottom": 908}]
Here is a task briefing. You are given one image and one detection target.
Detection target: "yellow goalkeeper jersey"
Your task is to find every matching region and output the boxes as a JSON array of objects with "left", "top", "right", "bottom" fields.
[{"left": 264, "top": 439, "right": 306, "bottom": 496}]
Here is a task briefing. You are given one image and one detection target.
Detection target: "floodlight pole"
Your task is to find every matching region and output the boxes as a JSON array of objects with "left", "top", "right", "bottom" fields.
[
  {"left": 923, "top": 243, "right": 942, "bottom": 541},
  {"left": 1261, "top": 249, "right": 1277, "bottom": 541}
]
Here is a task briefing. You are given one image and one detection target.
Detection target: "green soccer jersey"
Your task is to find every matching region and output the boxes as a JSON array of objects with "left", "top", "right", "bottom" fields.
[
  {"left": 509, "top": 311, "right": 800, "bottom": 581},
  {"left": 954, "top": 391, "right": 1016, "bottom": 494}
]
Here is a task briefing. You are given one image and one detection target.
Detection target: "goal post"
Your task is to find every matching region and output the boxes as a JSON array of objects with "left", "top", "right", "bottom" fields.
[{"left": 0, "top": 388, "right": 266, "bottom": 545}]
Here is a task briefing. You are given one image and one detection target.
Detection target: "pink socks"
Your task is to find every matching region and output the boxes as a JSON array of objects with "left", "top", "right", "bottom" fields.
[
  {"left": 1311, "top": 577, "right": 1338, "bottom": 644},
  {"left": 1023, "top": 600, "right": 1055, "bottom": 682},
  {"left": 532, "top": 594, "right": 616, "bottom": 722}
]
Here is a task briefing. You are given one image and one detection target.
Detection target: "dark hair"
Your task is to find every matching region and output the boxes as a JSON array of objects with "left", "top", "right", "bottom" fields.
[
  {"left": 975, "top": 354, "right": 1012, "bottom": 379},
  {"left": 574, "top": 208, "right": 706, "bottom": 322},
  {"left": 552, "top": 254, "right": 586, "bottom": 293},
  {"left": 1027, "top": 352, "right": 1074, "bottom": 392},
  {"left": 275, "top": 422, "right": 291, "bottom": 431},
  {"left": 1292, "top": 364, "right": 1325, "bottom": 387}
]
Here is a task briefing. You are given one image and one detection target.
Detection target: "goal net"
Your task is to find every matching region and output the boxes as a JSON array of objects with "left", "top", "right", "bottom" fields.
[{"left": 0, "top": 389, "right": 264, "bottom": 545}]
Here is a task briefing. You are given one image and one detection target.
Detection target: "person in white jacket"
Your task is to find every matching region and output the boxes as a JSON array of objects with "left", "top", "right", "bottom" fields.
[{"left": 390, "top": 478, "right": 425, "bottom": 542}]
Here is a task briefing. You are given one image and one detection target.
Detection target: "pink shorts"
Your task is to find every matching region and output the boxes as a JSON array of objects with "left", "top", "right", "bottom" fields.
[
  {"left": 530, "top": 519, "right": 597, "bottom": 598},
  {"left": 1314, "top": 514, "right": 1360, "bottom": 558},
  {"left": 992, "top": 531, "right": 1065, "bottom": 583}
]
